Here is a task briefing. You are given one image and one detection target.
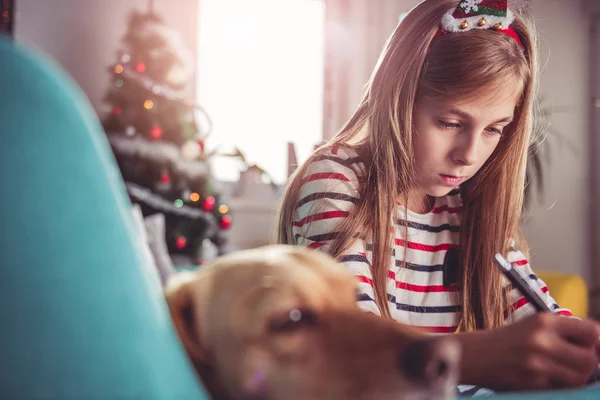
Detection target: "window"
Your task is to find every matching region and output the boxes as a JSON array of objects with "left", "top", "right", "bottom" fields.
[{"left": 197, "top": 0, "right": 325, "bottom": 184}]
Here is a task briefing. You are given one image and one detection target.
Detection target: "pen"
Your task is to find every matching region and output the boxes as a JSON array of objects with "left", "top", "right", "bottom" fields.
[{"left": 493, "top": 253, "right": 552, "bottom": 313}]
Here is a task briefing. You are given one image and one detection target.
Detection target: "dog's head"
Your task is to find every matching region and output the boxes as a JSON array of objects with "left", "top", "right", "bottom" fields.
[{"left": 165, "top": 245, "right": 460, "bottom": 400}]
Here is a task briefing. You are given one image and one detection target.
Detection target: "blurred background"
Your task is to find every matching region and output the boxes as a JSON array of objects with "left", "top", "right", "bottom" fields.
[{"left": 5, "top": 0, "right": 600, "bottom": 316}]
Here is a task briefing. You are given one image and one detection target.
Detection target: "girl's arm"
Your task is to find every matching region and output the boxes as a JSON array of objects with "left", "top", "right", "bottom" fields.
[{"left": 291, "top": 147, "right": 380, "bottom": 315}]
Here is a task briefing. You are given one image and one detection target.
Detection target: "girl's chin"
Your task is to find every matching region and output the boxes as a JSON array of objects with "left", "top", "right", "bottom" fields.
[{"left": 426, "top": 186, "right": 458, "bottom": 198}]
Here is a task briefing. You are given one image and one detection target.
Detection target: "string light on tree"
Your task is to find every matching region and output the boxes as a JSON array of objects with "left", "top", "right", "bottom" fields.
[
  {"left": 174, "top": 199, "right": 184, "bottom": 208},
  {"left": 144, "top": 100, "right": 154, "bottom": 110},
  {"left": 190, "top": 192, "right": 200, "bottom": 202},
  {"left": 203, "top": 196, "right": 216, "bottom": 211},
  {"left": 175, "top": 236, "right": 187, "bottom": 249},
  {"left": 121, "top": 54, "right": 131, "bottom": 63},
  {"left": 160, "top": 171, "right": 171, "bottom": 184},
  {"left": 113, "top": 107, "right": 122, "bottom": 116},
  {"left": 115, "top": 80, "right": 124, "bottom": 88},
  {"left": 136, "top": 63, "right": 147, "bottom": 73},
  {"left": 150, "top": 125, "right": 163, "bottom": 139},
  {"left": 114, "top": 64, "right": 124, "bottom": 74},
  {"left": 220, "top": 215, "right": 232, "bottom": 229},
  {"left": 218, "top": 204, "right": 228, "bottom": 214}
]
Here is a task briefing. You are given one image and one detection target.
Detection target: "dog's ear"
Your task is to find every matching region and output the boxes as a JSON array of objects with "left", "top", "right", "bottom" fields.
[{"left": 164, "top": 270, "right": 213, "bottom": 363}]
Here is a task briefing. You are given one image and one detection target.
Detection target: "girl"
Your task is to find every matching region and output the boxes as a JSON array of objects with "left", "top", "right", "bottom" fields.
[{"left": 277, "top": 0, "right": 600, "bottom": 394}]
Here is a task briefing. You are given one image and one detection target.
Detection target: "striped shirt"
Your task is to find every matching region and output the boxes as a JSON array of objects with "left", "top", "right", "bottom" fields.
[{"left": 292, "top": 146, "right": 572, "bottom": 333}]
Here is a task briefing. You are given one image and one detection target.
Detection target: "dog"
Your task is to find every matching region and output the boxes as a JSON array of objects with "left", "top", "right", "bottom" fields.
[{"left": 165, "top": 245, "right": 460, "bottom": 399}]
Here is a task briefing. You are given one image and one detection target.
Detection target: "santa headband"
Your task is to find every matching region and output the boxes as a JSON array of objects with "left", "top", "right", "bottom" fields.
[{"left": 435, "top": 0, "right": 522, "bottom": 47}]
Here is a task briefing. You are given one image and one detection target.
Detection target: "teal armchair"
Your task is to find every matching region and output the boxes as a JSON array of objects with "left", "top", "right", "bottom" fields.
[{"left": 0, "top": 37, "right": 208, "bottom": 399}]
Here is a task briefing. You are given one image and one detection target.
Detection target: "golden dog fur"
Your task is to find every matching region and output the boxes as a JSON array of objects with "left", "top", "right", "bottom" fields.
[{"left": 165, "top": 245, "right": 460, "bottom": 399}]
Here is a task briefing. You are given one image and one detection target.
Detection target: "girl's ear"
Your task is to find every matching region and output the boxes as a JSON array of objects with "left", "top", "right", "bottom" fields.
[{"left": 164, "top": 271, "right": 213, "bottom": 363}]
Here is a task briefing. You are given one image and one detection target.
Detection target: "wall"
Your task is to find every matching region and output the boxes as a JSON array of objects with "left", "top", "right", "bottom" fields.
[
  {"left": 14, "top": 0, "right": 198, "bottom": 113},
  {"left": 586, "top": 0, "right": 600, "bottom": 314},
  {"left": 521, "top": 0, "right": 592, "bottom": 282},
  {"left": 322, "top": 0, "right": 423, "bottom": 139}
]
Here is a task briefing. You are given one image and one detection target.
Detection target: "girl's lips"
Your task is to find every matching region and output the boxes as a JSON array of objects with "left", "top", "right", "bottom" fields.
[{"left": 439, "top": 174, "right": 465, "bottom": 186}]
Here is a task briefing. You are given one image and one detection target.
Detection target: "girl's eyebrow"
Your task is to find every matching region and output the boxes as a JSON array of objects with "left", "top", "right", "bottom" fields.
[
  {"left": 493, "top": 115, "right": 515, "bottom": 124},
  {"left": 445, "top": 108, "right": 472, "bottom": 120},
  {"left": 443, "top": 108, "right": 514, "bottom": 124}
]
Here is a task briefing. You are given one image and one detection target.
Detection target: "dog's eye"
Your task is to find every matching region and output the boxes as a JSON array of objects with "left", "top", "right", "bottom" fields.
[{"left": 268, "top": 308, "right": 318, "bottom": 334}]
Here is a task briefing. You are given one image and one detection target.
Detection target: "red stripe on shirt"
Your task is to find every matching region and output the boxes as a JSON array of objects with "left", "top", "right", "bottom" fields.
[
  {"left": 396, "top": 281, "right": 459, "bottom": 292},
  {"left": 358, "top": 271, "right": 459, "bottom": 293},
  {"left": 395, "top": 238, "right": 454, "bottom": 252},
  {"left": 513, "top": 259, "right": 528, "bottom": 266},
  {"left": 301, "top": 172, "right": 350, "bottom": 185},
  {"left": 308, "top": 242, "right": 325, "bottom": 250},
  {"left": 356, "top": 275, "right": 374, "bottom": 287},
  {"left": 293, "top": 210, "right": 350, "bottom": 228},
  {"left": 508, "top": 297, "right": 530, "bottom": 316},
  {"left": 505, "top": 292, "right": 554, "bottom": 318},
  {"left": 415, "top": 325, "right": 458, "bottom": 334},
  {"left": 431, "top": 205, "right": 462, "bottom": 214}
]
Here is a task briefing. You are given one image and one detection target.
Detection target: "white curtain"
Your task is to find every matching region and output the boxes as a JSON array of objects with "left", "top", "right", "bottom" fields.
[{"left": 322, "top": 0, "right": 423, "bottom": 139}]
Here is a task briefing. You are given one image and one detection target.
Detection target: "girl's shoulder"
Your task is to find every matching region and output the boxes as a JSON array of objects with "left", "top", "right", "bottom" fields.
[
  {"left": 297, "top": 145, "right": 366, "bottom": 199},
  {"left": 304, "top": 145, "right": 367, "bottom": 180}
]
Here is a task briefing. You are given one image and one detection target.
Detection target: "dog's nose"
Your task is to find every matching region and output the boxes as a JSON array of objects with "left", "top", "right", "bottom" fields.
[{"left": 398, "top": 337, "right": 460, "bottom": 385}]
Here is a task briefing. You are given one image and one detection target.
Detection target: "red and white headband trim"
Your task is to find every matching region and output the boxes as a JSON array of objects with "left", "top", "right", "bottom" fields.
[{"left": 436, "top": 7, "right": 522, "bottom": 47}]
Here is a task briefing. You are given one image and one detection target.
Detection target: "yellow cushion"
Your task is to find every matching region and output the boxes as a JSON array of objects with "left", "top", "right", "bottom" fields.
[{"left": 536, "top": 271, "right": 588, "bottom": 318}]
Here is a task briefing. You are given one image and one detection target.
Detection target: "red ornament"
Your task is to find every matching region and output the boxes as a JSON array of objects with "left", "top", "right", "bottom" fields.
[
  {"left": 113, "top": 107, "right": 122, "bottom": 116},
  {"left": 160, "top": 172, "right": 171, "bottom": 184},
  {"left": 150, "top": 126, "right": 163, "bottom": 139},
  {"left": 136, "top": 63, "right": 146, "bottom": 73},
  {"left": 220, "top": 215, "right": 232, "bottom": 229},
  {"left": 175, "top": 236, "right": 187, "bottom": 249},
  {"left": 203, "top": 196, "right": 216, "bottom": 211}
]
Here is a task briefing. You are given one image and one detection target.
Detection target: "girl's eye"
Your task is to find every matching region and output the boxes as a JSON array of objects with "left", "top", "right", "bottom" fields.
[
  {"left": 485, "top": 127, "right": 503, "bottom": 136},
  {"left": 438, "top": 120, "right": 461, "bottom": 130}
]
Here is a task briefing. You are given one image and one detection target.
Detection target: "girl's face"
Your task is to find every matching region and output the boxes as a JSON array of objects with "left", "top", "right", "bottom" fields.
[{"left": 407, "top": 81, "right": 521, "bottom": 213}]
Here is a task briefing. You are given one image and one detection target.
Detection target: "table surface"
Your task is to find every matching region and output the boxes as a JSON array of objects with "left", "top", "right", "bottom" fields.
[{"left": 493, "top": 383, "right": 600, "bottom": 399}]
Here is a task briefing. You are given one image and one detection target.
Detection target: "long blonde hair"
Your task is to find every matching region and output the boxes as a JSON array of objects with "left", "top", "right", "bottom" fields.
[{"left": 277, "top": 0, "right": 537, "bottom": 331}]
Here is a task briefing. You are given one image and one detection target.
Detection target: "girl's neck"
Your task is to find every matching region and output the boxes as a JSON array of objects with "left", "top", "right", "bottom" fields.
[{"left": 400, "top": 193, "right": 436, "bottom": 214}]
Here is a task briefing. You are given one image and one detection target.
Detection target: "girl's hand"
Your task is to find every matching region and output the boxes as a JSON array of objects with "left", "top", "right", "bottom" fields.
[{"left": 458, "top": 312, "right": 600, "bottom": 391}]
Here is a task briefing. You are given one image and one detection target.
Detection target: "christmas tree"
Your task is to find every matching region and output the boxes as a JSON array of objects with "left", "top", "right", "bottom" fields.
[{"left": 102, "top": 4, "right": 231, "bottom": 266}]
